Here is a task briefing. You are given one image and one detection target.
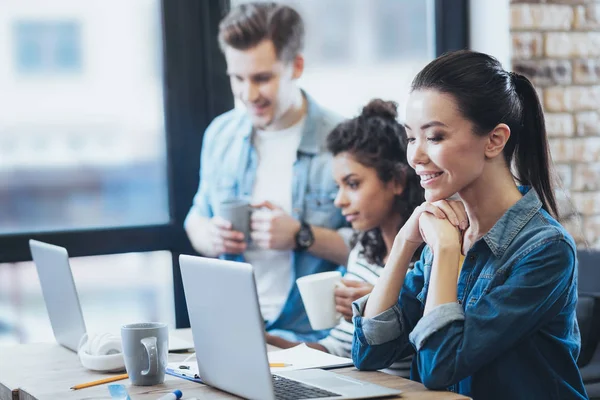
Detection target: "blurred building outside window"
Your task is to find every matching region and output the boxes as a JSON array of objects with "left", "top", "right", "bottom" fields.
[
  {"left": 0, "top": 0, "right": 172, "bottom": 344},
  {"left": 0, "top": 252, "right": 175, "bottom": 345},
  {"left": 14, "top": 21, "right": 82, "bottom": 75}
]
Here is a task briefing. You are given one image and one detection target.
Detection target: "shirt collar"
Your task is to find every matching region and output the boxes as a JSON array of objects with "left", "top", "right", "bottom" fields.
[
  {"left": 483, "top": 186, "right": 543, "bottom": 258},
  {"left": 241, "top": 90, "right": 323, "bottom": 155}
]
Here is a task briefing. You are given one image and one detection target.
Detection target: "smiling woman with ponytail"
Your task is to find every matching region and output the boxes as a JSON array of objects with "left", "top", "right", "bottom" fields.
[{"left": 350, "top": 50, "right": 587, "bottom": 400}]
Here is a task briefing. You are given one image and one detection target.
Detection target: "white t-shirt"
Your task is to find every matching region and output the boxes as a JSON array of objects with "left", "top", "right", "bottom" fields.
[{"left": 245, "top": 116, "right": 305, "bottom": 322}]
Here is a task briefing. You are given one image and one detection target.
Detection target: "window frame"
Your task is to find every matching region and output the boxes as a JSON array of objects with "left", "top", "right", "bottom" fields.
[
  {"left": 435, "top": 0, "right": 469, "bottom": 56},
  {"left": 0, "top": 0, "right": 468, "bottom": 328}
]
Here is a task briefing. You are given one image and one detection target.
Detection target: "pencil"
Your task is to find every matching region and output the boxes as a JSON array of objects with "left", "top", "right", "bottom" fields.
[
  {"left": 269, "top": 363, "right": 292, "bottom": 368},
  {"left": 70, "top": 373, "right": 129, "bottom": 390}
]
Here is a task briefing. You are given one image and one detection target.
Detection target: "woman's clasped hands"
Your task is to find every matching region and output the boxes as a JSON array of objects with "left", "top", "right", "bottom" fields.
[{"left": 397, "top": 199, "right": 469, "bottom": 254}]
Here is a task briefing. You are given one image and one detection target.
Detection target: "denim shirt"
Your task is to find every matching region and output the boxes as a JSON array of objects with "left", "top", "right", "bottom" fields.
[
  {"left": 185, "top": 92, "right": 347, "bottom": 340},
  {"left": 352, "top": 187, "right": 587, "bottom": 400}
]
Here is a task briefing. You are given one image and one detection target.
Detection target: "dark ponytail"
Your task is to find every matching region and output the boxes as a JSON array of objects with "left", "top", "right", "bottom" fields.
[
  {"left": 412, "top": 50, "right": 559, "bottom": 219},
  {"left": 511, "top": 73, "right": 559, "bottom": 218}
]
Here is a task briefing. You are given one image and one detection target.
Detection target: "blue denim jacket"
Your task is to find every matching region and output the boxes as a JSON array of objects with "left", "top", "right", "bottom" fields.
[
  {"left": 352, "top": 187, "right": 587, "bottom": 399},
  {"left": 185, "top": 92, "right": 347, "bottom": 341}
]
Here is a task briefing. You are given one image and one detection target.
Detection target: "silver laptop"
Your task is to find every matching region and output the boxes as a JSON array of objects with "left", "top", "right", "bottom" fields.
[
  {"left": 30, "top": 240, "right": 87, "bottom": 351},
  {"left": 29, "top": 240, "right": 194, "bottom": 352},
  {"left": 179, "top": 254, "right": 401, "bottom": 400}
]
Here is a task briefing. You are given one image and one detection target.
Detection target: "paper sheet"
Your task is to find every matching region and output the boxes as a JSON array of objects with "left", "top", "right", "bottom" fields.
[
  {"left": 267, "top": 343, "right": 353, "bottom": 372},
  {"left": 166, "top": 344, "right": 353, "bottom": 382}
]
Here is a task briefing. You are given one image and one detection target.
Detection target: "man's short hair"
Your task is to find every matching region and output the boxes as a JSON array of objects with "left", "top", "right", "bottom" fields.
[{"left": 218, "top": 2, "right": 304, "bottom": 62}]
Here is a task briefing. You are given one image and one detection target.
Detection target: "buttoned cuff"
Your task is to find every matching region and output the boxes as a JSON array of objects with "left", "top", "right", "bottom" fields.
[
  {"left": 409, "top": 302, "right": 464, "bottom": 350},
  {"left": 352, "top": 294, "right": 404, "bottom": 346}
]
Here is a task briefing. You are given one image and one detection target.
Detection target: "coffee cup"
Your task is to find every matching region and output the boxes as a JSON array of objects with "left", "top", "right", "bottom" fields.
[
  {"left": 296, "top": 271, "right": 343, "bottom": 330},
  {"left": 121, "top": 322, "right": 169, "bottom": 386},
  {"left": 217, "top": 199, "right": 251, "bottom": 241}
]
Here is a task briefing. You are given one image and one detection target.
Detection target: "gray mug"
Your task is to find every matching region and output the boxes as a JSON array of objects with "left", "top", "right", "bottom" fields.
[
  {"left": 217, "top": 199, "right": 251, "bottom": 241},
  {"left": 121, "top": 322, "right": 168, "bottom": 386}
]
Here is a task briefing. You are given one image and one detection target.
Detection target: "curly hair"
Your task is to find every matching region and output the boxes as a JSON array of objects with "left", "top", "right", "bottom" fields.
[{"left": 326, "top": 99, "right": 425, "bottom": 266}]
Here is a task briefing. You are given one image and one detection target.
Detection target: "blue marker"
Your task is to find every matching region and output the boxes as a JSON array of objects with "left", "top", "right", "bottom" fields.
[{"left": 156, "top": 390, "right": 183, "bottom": 400}]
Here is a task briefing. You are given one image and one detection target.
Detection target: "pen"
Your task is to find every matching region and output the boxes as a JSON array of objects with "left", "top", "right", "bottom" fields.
[
  {"left": 269, "top": 363, "right": 292, "bottom": 368},
  {"left": 70, "top": 373, "right": 129, "bottom": 390},
  {"left": 157, "top": 389, "right": 182, "bottom": 400}
]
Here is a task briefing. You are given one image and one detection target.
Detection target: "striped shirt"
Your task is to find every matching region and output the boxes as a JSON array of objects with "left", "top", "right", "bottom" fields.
[{"left": 318, "top": 243, "right": 412, "bottom": 377}]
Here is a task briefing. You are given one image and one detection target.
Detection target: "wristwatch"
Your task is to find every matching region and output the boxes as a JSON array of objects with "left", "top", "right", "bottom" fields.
[{"left": 295, "top": 220, "right": 314, "bottom": 251}]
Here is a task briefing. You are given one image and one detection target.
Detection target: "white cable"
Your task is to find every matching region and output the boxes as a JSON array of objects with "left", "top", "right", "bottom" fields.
[{"left": 183, "top": 352, "right": 197, "bottom": 363}]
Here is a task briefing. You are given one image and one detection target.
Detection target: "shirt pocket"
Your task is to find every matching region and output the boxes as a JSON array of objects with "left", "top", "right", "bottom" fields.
[
  {"left": 210, "top": 178, "right": 238, "bottom": 205},
  {"left": 465, "top": 269, "right": 507, "bottom": 308},
  {"left": 304, "top": 190, "right": 339, "bottom": 228}
]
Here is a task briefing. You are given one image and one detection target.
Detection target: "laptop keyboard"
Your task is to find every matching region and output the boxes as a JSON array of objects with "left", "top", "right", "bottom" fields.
[{"left": 272, "top": 375, "right": 342, "bottom": 399}]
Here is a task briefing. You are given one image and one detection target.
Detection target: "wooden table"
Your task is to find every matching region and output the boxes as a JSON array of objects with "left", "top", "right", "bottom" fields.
[
  {"left": 0, "top": 346, "right": 19, "bottom": 400},
  {"left": 0, "top": 329, "right": 469, "bottom": 400}
]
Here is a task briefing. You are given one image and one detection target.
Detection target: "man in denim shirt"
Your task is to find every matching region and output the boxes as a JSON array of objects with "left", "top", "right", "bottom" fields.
[{"left": 185, "top": 3, "right": 349, "bottom": 341}]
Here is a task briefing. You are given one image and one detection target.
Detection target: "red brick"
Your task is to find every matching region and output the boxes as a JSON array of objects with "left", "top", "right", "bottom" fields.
[
  {"left": 572, "top": 137, "right": 600, "bottom": 162},
  {"left": 513, "top": 60, "right": 572, "bottom": 86},
  {"left": 545, "top": 86, "right": 600, "bottom": 112},
  {"left": 512, "top": 32, "right": 544, "bottom": 59},
  {"left": 573, "top": 163, "right": 600, "bottom": 191},
  {"left": 545, "top": 32, "right": 600, "bottom": 58},
  {"left": 574, "top": 4, "right": 600, "bottom": 29},
  {"left": 583, "top": 215, "right": 600, "bottom": 248},
  {"left": 546, "top": 113, "right": 575, "bottom": 136},
  {"left": 549, "top": 138, "right": 574, "bottom": 162},
  {"left": 574, "top": 59, "right": 600, "bottom": 84},
  {"left": 555, "top": 163, "right": 573, "bottom": 189},
  {"left": 572, "top": 192, "right": 600, "bottom": 216},
  {"left": 576, "top": 112, "right": 600, "bottom": 135},
  {"left": 512, "top": 4, "right": 574, "bottom": 30}
]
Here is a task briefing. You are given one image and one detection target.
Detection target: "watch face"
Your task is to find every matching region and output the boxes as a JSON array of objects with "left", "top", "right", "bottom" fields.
[
  {"left": 297, "top": 224, "right": 314, "bottom": 248},
  {"left": 298, "top": 229, "right": 312, "bottom": 246}
]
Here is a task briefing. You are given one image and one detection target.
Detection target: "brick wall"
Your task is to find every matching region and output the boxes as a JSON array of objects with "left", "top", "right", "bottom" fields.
[{"left": 511, "top": 0, "right": 600, "bottom": 247}]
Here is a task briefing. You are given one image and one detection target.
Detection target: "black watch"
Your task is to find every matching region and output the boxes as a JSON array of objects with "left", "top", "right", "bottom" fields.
[{"left": 295, "top": 221, "right": 314, "bottom": 251}]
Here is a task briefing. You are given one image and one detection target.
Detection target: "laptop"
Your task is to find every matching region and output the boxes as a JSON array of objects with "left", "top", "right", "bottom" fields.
[
  {"left": 29, "top": 240, "right": 194, "bottom": 352},
  {"left": 179, "top": 254, "right": 401, "bottom": 400}
]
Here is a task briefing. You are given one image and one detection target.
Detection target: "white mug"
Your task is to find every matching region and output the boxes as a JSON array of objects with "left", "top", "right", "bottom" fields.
[{"left": 296, "top": 271, "right": 342, "bottom": 330}]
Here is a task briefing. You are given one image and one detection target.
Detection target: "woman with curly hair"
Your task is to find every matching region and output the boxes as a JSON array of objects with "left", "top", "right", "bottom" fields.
[{"left": 266, "top": 98, "right": 424, "bottom": 376}]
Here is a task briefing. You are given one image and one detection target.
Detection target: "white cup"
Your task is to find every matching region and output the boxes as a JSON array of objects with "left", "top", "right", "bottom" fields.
[{"left": 296, "top": 271, "right": 342, "bottom": 330}]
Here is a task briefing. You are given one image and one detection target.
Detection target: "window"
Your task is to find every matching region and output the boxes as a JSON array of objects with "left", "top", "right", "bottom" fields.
[
  {"left": 0, "top": 0, "right": 175, "bottom": 343},
  {"left": 374, "top": 0, "right": 432, "bottom": 61},
  {"left": 0, "top": 252, "right": 174, "bottom": 345},
  {"left": 14, "top": 21, "right": 82, "bottom": 74},
  {"left": 231, "top": 0, "right": 437, "bottom": 119},
  {"left": 299, "top": 0, "right": 352, "bottom": 64},
  {"left": 0, "top": 0, "right": 468, "bottom": 338},
  {"left": 1, "top": 2, "right": 168, "bottom": 234},
  {"left": 0, "top": 0, "right": 234, "bottom": 337}
]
